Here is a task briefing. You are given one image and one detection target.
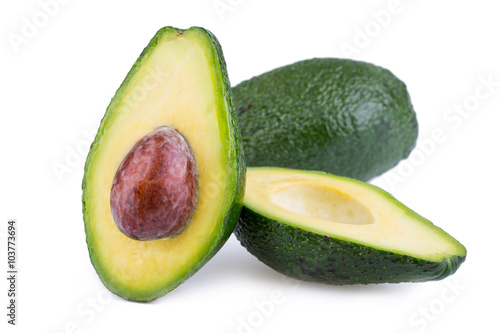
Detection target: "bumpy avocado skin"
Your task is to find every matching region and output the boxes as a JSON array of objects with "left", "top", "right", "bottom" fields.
[
  {"left": 82, "top": 27, "right": 245, "bottom": 301},
  {"left": 235, "top": 207, "right": 465, "bottom": 285},
  {"left": 233, "top": 58, "right": 418, "bottom": 181}
]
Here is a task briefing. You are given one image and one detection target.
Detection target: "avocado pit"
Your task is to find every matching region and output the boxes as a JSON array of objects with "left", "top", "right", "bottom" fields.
[{"left": 110, "top": 126, "right": 198, "bottom": 240}]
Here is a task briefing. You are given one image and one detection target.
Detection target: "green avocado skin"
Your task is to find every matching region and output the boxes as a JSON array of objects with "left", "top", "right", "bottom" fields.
[
  {"left": 233, "top": 58, "right": 418, "bottom": 181},
  {"left": 235, "top": 207, "right": 465, "bottom": 284}
]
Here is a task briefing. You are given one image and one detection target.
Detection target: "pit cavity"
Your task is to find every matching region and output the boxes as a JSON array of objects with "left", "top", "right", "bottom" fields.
[{"left": 271, "top": 182, "right": 374, "bottom": 225}]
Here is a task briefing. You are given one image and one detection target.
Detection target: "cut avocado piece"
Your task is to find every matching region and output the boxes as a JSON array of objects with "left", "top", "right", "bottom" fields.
[
  {"left": 233, "top": 58, "right": 418, "bottom": 181},
  {"left": 82, "top": 26, "right": 245, "bottom": 301},
  {"left": 235, "top": 167, "right": 466, "bottom": 284}
]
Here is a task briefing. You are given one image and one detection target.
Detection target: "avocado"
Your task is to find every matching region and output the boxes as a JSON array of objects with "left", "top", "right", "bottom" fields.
[
  {"left": 233, "top": 58, "right": 418, "bottom": 181},
  {"left": 82, "top": 26, "right": 245, "bottom": 301},
  {"left": 235, "top": 167, "right": 466, "bottom": 284}
]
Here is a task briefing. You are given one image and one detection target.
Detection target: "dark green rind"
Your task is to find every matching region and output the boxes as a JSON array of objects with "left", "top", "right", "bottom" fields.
[
  {"left": 233, "top": 58, "right": 418, "bottom": 181},
  {"left": 235, "top": 206, "right": 465, "bottom": 285},
  {"left": 82, "top": 26, "right": 245, "bottom": 302},
  {"left": 201, "top": 27, "right": 246, "bottom": 255}
]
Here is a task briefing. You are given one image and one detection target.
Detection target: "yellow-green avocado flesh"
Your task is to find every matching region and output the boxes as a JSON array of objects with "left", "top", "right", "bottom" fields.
[
  {"left": 235, "top": 167, "right": 466, "bottom": 284},
  {"left": 82, "top": 27, "right": 245, "bottom": 301}
]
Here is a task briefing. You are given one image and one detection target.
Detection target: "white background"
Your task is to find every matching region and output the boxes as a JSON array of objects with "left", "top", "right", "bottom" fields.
[{"left": 1, "top": 0, "right": 499, "bottom": 332}]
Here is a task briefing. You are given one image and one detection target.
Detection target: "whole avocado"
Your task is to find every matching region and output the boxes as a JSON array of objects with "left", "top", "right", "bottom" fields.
[{"left": 233, "top": 58, "right": 418, "bottom": 181}]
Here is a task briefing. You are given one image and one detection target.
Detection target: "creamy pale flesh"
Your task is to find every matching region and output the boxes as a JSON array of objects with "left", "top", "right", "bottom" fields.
[
  {"left": 244, "top": 168, "right": 466, "bottom": 261},
  {"left": 85, "top": 30, "right": 228, "bottom": 294}
]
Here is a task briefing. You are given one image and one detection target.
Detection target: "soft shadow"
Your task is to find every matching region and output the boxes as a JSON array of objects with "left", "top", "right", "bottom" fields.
[
  {"left": 290, "top": 277, "right": 415, "bottom": 296},
  {"left": 184, "top": 236, "right": 284, "bottom": 285},
  {"left": 155, "top": 235, "right": 417, "bottom": 302}
]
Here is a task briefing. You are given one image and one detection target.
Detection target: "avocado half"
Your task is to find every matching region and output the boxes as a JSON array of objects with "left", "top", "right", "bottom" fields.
[
  {"left": 235, "top": 167, "right": 466, "bottom": 284},
  {"left": 82, "top": 27, "right": 245, "bottom": 301},
  {"left": 233, "top": 58, "right": 418, "bottom": 181}
]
